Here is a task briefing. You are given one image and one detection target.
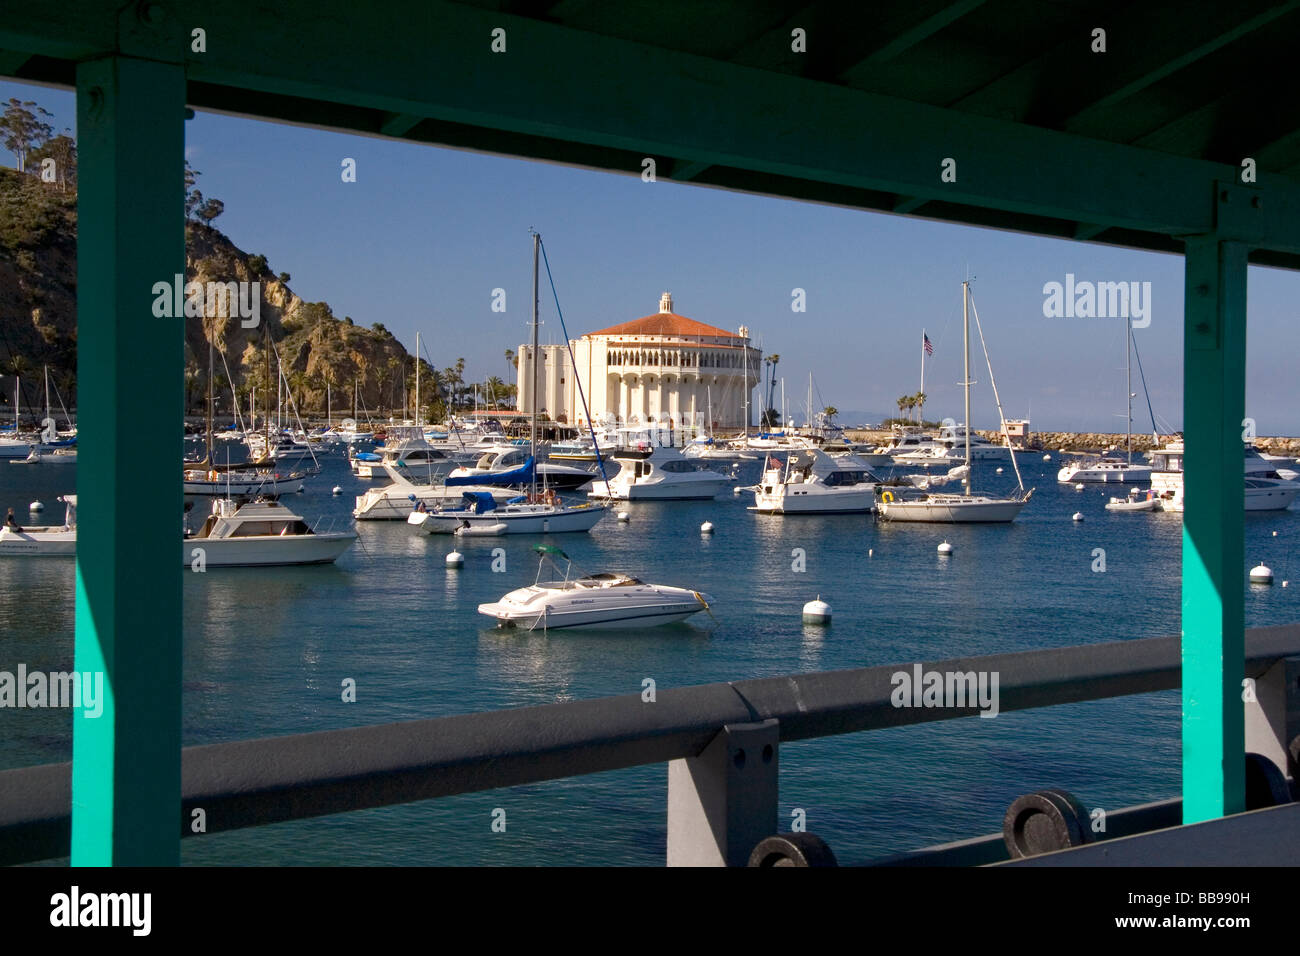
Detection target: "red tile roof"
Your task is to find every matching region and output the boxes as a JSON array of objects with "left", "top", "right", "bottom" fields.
[{"left": 588, "top": 312, "right": 740, "bottom": 338}]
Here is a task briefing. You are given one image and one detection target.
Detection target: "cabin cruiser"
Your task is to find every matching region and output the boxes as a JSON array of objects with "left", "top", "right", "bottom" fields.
[
  {"left": 447, "top": 445, "right": 595, "bottom": 491},
  {"left": 858, "top": 425, "right": 930, "bottom": 467},
  {"left": 407, "top": 489, "right": 606, "bottom": 535},
  {"left": 478, "top": 545, "right": 714, "bottom": 629},
  {"left": 0, "top": 495, "right": 77, "bottom": 555},
  {"left": 894, "top": 423, "right": 1010, "bottom": 463},
  {"left": 750, "top": 450, "right": 881, "bottom": 514},
  {"left": 1244, "top": 444, "right": 1299, "bottom": 481},
  {"left": 350, "top": 427, "right": 455, "bottom": 480},
  {"left": 587, "top": 451, "right": 733, "bottom": 500},
  {"left": 1151, "top": 440, "right": 1300, "bottom": 512},
  {"left": 1056, "top": 454, "right": 1151, "bottom": 483},
  {"left": 184, "top": 497, "right": 356, "bottom": 565}
]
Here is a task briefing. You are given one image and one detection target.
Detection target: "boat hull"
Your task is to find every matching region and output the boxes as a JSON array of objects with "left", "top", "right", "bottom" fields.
[
  {"left": 587, "top": 477, "right": 731, "bottom": 500},
  {"left": 750, "top": 488, "right": 876, "bottom": 514},
  {"left": 412, "top": 504, "right": 606, "bottom": 534},
  {"left": 183, "top": 532, "right": 355, "bottom": 566},
  {"left": 0, "top": 529, "right": 76, "bottom": 555},
  {"left": 1057, "top": 464, "right": 1152, "bottom": 483},
  {"left": 878, "top": 495, "right": 1026, "bottom": 523}
]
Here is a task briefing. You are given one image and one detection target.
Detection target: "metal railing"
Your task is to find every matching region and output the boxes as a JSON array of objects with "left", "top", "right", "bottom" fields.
[{"left": 2, "top": 625, "right": 1297, "bottom": 866}]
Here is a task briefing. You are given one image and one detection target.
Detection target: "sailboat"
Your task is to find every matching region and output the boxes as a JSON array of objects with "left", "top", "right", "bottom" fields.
[
  {"left": 14, "top": 367, "right": 76, "bottom": 464},
  {"left": 407, "top": 232, "right": 606, "bottom": 536},
  {"left": 1057, "top": 317, "right": 1152, "bottom": 483},
  {"left": 0, "top": 376, "right": 32, "bottom": 459},
  {"left": 878, "top": 279, "right": 1032, "bottom": 523}
]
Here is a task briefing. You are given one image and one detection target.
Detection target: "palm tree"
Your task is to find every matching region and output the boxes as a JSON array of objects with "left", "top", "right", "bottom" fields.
[
  {"left": 823, "top": 406, "right": 838, "bottom": 424},
  {"left": 764, "top": 353, "right": 780, "bottom": 416},
  {"left": 504, "top": 348, "right": 516, "bottom": 373},
  {"left": 485, "top": 375, "right": 506, "bottom": 409},
  {"left": 914, "top": 391, "right": 928, "bottom": 424}
]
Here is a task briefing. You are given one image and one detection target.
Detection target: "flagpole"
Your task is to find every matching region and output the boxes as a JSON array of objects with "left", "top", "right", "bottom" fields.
[{"left": 919, "top": 328, "right": 926, "bottom": 424}]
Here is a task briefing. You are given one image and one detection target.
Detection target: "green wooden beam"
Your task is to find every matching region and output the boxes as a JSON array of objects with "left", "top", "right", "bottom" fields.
[
  {"left": 1181, "top": 235, "right": 1248, "bottom": 824},
  {"left": 72, "top": 55, "right": 185, "bottom": 865},
  {"left": 8, "top": 2, "right": 1300, "bottom": 254}
]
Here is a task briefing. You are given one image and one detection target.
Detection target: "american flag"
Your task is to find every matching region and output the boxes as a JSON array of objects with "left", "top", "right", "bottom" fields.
[{"left": 923, "top": 333, "right": 933, "bottom": 356}]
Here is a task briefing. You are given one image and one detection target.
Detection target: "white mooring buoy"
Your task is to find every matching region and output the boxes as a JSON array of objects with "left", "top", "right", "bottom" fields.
[
  {"left": 1250, "top": 562, "right": 1273, "bottom": 585},
  {"left": 802, "top": 596, "right": 831, "bottom": 625},
  {"left": 995, "top": 466, "right": 1003, "bottom": 474},
  {"left": 1072, "top": 512, "right": 1084, "bottom": 522},
  {"left": 1075, "top": 483, "right": 1084, "bottom": 491},
  {"left": 332, "top": 486, "right": 342, "bottom": 496},
  {"left": 28, "top": 500, "right": 43, "bottom": 512},
  {"left": 446, "top": 551, "right": 465, "bottom": 569},
  {"left": 937, "top": 541, "right": 953, "bottom": 555},
  {"left": 700, "top": 521, "right": 714, "bottom": 535},
  {"left": 1043, "top": 454, "right": 1051, "bottom": 461},
  {"left": 617, "top": 511, "right": 630, "bottom": 522},
  {"left": 868, "top": 548, "right": 873, "bottom": 557}
]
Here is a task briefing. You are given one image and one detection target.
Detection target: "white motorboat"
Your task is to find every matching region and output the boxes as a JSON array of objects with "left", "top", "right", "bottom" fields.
[
  {"left": 408, "top": 488, "right": 606, "bottom": 535},
  {"left": 1244, "top": 444, "right": 1299, "bottom": 481},
  {"left": 184, "top": 497, "right": 356, "bottom": 566},
  {"left": 879, "top": 279, "right": 1032, "bottom": 524},
  {"left": 182, "top": 465, "right": 306, "bottom": 497},
  {"left": 587, "top": 451, "right": 733, "bottom": 500},
  {"left": 478, "top": 545, "right": 714, "bottom": 629},
  {"left": 351, "top": 426, "right": 455, "bottom": 481},
  {"left": 0, "top": 495, "right": 77, "bottom": 555},
  {"left": 858, "top": 425, "right": 929, "bottom": 467},
  {"left": 894, "top": 423, "right": 1009, "bottom": 463},
  {"left": 1057, "top": 455, "right": 1152, "bottom": 483},
  {"left": 1105, "top": 489, "right": 1158, "bottom": 512},
  {"left": 750, "top": 450, "right": 881, "bottom": 514},
  {"left": 1151, "top": 440, "right": 1300, "bottom": 512}
]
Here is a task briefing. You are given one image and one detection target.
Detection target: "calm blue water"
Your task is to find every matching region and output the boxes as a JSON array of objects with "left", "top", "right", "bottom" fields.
[{"left": 3, "top": 442, "right": 1298, "bottom": 865}]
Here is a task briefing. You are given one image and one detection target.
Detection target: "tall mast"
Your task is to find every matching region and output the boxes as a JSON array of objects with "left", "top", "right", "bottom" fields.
[
  {"left": 415, "top": 331, "right": 421, "bottom": 426},
  {"left": 263, "top": 323, "right": 272, "bottom": 456},
  {"left": 206, "top": 320, "right": 215, "bottom": 464},
  {"left": 530, "top": 231, "right": 540, "bottom": 454},
  {"left": 962, "top": 279, "right": 971, "bottom": 471},
  {"left": 1125, "top": 315, "right": 1133, "bottom": 465},
  {"left": 919, "top": 327, "right": 926, "bottom": 424},
  {"left": 742, "top": 344, "right": 749, "bottom": 443}
]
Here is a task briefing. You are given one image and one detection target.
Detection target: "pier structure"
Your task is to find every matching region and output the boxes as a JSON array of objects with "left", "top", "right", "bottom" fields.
[{"left": 3, "top": 1, "right": 1300, "bottom": 863}]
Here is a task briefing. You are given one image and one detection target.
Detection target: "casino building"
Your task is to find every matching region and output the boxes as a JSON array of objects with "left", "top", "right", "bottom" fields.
[{"left": 516, "top": 292, "right": 761, "bottom": 431}]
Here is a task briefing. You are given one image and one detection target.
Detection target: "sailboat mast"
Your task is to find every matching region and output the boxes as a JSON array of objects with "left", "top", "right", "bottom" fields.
[
  {"left": 919, "top": 327, "right": 926, "bottom": 424},
  {"left": 962, "top": 280, "right": 971, "bottom": 470},
  {"left": 206, "top": 323, "right": 215, "bottom": 464},
  {"left": 1125, "top": 316, "right": 1133, "bottom": 465},
  {"left": 530, "top": 232, "right": 540, "bottom": 454},
  {"left": 415, "top": 331, "right": 421, "bottom": 426}
]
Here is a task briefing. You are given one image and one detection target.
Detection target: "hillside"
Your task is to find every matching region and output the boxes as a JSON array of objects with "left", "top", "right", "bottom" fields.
[{"left": 0, "top": 165, "right": 426, "bottom": 420}]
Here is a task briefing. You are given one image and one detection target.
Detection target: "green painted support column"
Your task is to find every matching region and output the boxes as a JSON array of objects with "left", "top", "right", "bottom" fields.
[
  {"left": 1181, "top": 236, "right": 1248, "bottom": 823},
  {"left": 72, "top": 56, "right": 185, "bottom": 865}
]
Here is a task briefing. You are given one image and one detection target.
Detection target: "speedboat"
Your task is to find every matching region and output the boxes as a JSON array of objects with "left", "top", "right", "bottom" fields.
[
  {"left": 587, "top": 451, "right": 733, "bottom": 500},
  {"left": 0, "top": 495, "right": 77, "bottom": 555},
  {"left": 407, "top": 489, "right": 606, "bottom": 535},
  {"left": 750, "top": 450, "right": 881, "bottom": 514},
  {"left": 478, "top": 545, "right": 714, "bottom": 629},
  {"left": 184, "top": 497, "right": 356, "bottom": 566}
]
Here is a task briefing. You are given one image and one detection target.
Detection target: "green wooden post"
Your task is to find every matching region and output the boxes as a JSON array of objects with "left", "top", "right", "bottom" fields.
[
  {"left": 72, "top": 56, "right": 185, "bottom": 865},
  {"left": 1181, "top": 236, "right": 1248, "bottom": 823}
]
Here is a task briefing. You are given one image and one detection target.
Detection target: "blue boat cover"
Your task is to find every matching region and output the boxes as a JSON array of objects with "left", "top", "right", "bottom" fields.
[
  {"left": 354, "top": 451, "right": 382, "bottom": 461},
  {"left": 462, "top": 491, "right": 498, "bottom": 514},
  {"left": 446, "top": 455, "right": 536, "bottom": 487}
]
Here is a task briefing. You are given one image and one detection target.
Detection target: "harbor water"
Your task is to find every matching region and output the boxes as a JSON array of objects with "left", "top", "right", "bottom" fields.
[{"left": 2, "top": 446, "right": 1297, "bottom": 865}]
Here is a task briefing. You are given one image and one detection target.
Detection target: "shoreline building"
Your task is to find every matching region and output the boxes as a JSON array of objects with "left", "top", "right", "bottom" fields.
[{"left": 517, "top": 292, "right": 761, "bottom": 433}]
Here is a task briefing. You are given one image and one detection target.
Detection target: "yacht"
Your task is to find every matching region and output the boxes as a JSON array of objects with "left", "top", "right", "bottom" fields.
[
  {"left": 184, "top": 497, "right": 356, "bottom": 565},
  {"left": 0, "top": 495, "right": 77, "bottom": 555},
  {"left": 182, "top": 466, "right": 306, "bottom": 498},
  {"left": 750, "top": 450, "right": 881, "bottom": 514},
  {"left": 859, "top": 425, "right": 929, "bottom": 467},
  {"left": 1057, "top": 454, "right": 1151, "bottom": 483},
  {"left": 350, "top": 426, "right": 455, "bottom": 481},
  {"left": 1151, "top": 440, "right": 1300, "bottom": 512},
  {"left": 587, "top": 451, "right": 733, "bottom": 500},
  {"left": 478, "top": 545, "right": 714, "bottom": 629},
  {"left": 894, "top": 423, "right": 1009, "bottom": 463}
]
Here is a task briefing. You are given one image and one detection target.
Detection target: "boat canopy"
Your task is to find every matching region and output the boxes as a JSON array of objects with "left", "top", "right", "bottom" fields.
[
  {"left": 461, "top": 491, "right": 498, "bottom": 514},
  {"left": 446, "top": 455, "right": 537, "bottom": 487}
]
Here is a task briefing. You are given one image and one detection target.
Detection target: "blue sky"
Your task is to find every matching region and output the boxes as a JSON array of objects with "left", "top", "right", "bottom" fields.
[{"left": 6, "top": 78, "right": 1300, "bottom": 434}]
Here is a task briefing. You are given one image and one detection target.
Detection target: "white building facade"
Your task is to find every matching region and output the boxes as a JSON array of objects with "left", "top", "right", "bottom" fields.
[{"left": 517, "top": 293, "right": 760, "bottom": 432}]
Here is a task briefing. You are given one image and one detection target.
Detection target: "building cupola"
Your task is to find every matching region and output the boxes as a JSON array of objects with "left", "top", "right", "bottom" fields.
[{"left": 659, "top": 291, "right": 673, "bottom": 313}]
